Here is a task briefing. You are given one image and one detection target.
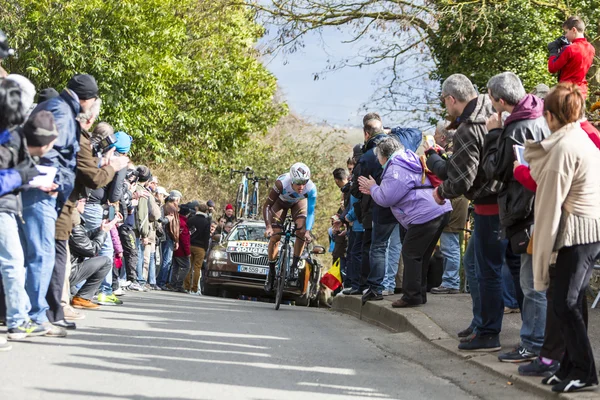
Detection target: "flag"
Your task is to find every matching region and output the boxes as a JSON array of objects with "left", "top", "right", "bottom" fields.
[{"left": 320, "top": 258, "right": 342, "bottom": 291}]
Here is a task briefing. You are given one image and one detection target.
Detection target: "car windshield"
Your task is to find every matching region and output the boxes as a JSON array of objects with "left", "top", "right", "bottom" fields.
[{"left": 228, "top": 225, "right": 267, "bottom": 242}]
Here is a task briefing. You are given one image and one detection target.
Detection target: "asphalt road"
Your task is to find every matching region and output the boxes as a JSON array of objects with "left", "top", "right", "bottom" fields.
[{"left": 0, "top": 291, "right": 544, "bottom": 400}]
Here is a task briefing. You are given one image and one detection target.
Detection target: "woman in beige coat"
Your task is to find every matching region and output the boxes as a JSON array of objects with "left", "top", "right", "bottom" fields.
[{"left": 524, "top": 83, "right": 600, "bottom": 393}]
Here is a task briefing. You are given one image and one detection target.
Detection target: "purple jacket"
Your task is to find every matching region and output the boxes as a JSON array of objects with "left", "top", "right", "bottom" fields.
[
  {"left": 110, "top": 226, "right": 123, "bottom": 255},
  {"left": 370, "top": 150, "right": 452, "bottom": 228}
]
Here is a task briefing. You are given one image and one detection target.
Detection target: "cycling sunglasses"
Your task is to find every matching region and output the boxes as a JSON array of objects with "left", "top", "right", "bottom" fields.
[{"left": 292, "top": 178, "right": 309, "bottom": 185}]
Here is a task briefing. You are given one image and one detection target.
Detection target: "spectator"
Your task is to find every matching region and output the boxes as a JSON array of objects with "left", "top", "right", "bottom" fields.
[
  {"left": 215, "top": 216, "right": 227, "bottom": 235},
  {"left": 525, "top": 83, "right": 600, "bottom": 393},
  {"left": 157, "top": 198, "right": 180, "bottom": 289},
  {"left": 332, "top": 168, "right": 350, "bottom": 285},
  {"left": 223, "top": 204, "right": 236, "bottom": 224},
  {"left": 482, "top": 72, "right": 551, "bottom": 366},
  {"left": 359, "top": 137, "right": 452, "bottom": 307},
  {"left": 425, "top": 73, "right": 504, "bottom": 351},
  {"left": 207, "top": 200, "right": 216, "bottom": 220},
  {"left": 547, "top": 16, "right": 595, "bottom": 99},
  {"left": 1, "top": 85, "right": 56, "bottom": 343},
  {"left": 169, "top": 190, "right": 182, "bottom": 205},
  {"left": 223, "top": 222, "right": 233, "bottom": 235},
  {"left": 20, "top": 74, "right": 98, "bottom": 336},
  {"left": 69, "top": 198, "right": 115, "bottom": 310},
  {"left": 184, "top": 201, "right": 211, "bottom": 294},
  {"left": 430, "top": 121, "right": 469, "bottom": 296},
  {"left": 0, "top": 29, "right": 13, "bottom": 79},
  {"left": 170, "top": 205, "right": 191, "bottom": 292},
  {"left": 346, "top": 157, "right": 356, "bottom": 176}
]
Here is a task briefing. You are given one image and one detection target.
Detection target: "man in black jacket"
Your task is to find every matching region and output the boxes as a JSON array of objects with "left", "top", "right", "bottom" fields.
[
  {"left": 68, "top": 198, "right": 115, "bottom": 310},
  {"left": 482, "top": 72, "right": 555, "bottom": 373},
  {"left": 184, "top": 201, "right": 211, "bottom": 294}
]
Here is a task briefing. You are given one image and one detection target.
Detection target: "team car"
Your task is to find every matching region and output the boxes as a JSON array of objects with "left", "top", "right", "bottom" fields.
[{"left": 201, "top": 219, "right": 323, "bottom": 306}]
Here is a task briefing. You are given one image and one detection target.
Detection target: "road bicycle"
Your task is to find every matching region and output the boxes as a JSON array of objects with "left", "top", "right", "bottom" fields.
[
  {"left": 294, "top": 242, "right": 325, "bottom": 308},
  {"left": 231, "top": 167, "right": 268, "bottom": 220},
  {"left": 270, "top": 216, "right": 299, "bottom": 310}
]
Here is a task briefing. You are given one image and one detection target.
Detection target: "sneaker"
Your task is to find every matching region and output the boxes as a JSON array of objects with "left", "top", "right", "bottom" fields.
[
  {"left": 164, "top": 283, "right": 175, "bottom": 291},
  {"left": 542, "top": 374, "right": 564, "bottom": 386},
  {"left": 498, "top": 346, "right": 537, "bottom": 363},
  {"left": 7, "top": 320, "right": 50, "bottom": 340},
  {"left": 63, "top": 305, "right": 86, "bottom": 320},
  {"left": 119, "top": 279, "right": 132, "bottom": 288},
  {"left": 458, "top": 334, "right": 501, "bottom": 352},
  {"left": 144, "top": 284, "right": 152, "bottom": 291},
  {"left": 129, "top": 282, "right": 146, "bottom": 292},
  {"left": 113, "top": 288, "right": 126, "bottom": 296},
  {"left": 0, "top": 337, "right": 12, "bottom": 351},
  {"left": 518, "top": 358, "right": 560, "bottom": 377},
  {"left": 150, "top": 284, "right": 162, "bottom": 291},
  {"left": 72, "top": 296, "right": 100, "bottom": 310},
  {"left": 504, "top": 307, "right": 520, "bottom": 314},
  {"left": 341, "top": 288, "right": 353, "bottom": 295},
  {"left": 431, "top": 285, "right": 460, "bottom": 294},
  {"left": 97, "top": 293, "right": 124, "bottom": 306},
  {"left": 382, "top": 289, "right": 393, "bottom": 296},
  {"left": 361, "top": 289, "right": 383, "bottom": 305},
  {"left": 42, "top": 322, "right": 67, "bottom": 338},
  {"left": 460, "top": 332, "right": 477, "bottom": 343},
  {"left": 457, "top": 327, "right": 474, "bottom": 338},
  {"left": 552, "top": 379, "right": 597, "bottom": 393}
]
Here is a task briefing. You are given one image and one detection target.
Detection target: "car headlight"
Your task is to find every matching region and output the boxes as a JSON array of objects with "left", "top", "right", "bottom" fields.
[{"left": 212, "top": 250, "right": 227, "bottom": 260}]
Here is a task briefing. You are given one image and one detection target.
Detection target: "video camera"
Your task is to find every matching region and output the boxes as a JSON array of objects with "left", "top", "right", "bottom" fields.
[
  {"left": 90, "top": 133, "right": 117, "bottom": 156},
  {"left": 126, "top": 168, "right": 139, "bottom": 184}
]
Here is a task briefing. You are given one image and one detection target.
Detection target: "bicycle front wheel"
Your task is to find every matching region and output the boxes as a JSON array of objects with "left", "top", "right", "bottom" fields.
[
  {"left": 275, "top": 245, "right": 288, "bottom": 310},
  {"left": 235, "top": 184, "right": 244, "bottom": 219}
]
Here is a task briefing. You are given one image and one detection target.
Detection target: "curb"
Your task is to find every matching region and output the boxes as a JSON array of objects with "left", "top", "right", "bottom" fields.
[{"left": 332, "top": 295, "right": 600, "bottom": 400}]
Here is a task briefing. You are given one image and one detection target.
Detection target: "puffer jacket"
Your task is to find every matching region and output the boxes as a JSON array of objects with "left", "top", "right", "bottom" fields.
[
  {"left": 481, "top": 94, "right": 549, "bottom": 233},
  {"left": 30, "top": 89, "right": 81, "bottom": 212}
]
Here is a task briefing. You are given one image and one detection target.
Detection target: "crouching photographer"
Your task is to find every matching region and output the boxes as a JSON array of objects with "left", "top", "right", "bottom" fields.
[{"left": 69, "top": 198, "right": 119, "bottom": 310}]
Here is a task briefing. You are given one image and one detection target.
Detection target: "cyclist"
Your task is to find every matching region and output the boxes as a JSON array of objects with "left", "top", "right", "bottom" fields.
[{"left": 263, "top": 162, "right": 317, "bottom": 292}]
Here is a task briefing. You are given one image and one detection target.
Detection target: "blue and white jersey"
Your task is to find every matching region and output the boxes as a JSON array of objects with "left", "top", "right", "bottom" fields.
[{"left": 276, "top": 173, "right": 317, "bottom": 230}]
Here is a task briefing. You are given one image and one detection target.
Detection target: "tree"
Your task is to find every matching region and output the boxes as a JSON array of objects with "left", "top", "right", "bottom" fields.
[
  {"left": 1, "top": 0, "right": 286, "bottom": 165},
  {"left": 251, "top": 0, "right": 599, "bottom": 124}
]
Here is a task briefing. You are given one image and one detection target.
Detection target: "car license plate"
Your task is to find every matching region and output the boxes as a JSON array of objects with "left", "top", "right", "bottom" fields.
[{"left": 238, "top": 265, "right": 268, "bottom": 275}]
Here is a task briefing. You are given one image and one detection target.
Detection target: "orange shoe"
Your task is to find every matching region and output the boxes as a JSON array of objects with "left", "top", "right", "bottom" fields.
[{"left": 72, "top": 296, "right": 100, "bottom": 310}]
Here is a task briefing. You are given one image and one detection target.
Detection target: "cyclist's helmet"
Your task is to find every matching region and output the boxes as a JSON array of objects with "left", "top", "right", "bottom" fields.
[
  {"left": 290, "top": 162, "right": 310, "bottom": 185},
  {"left": 0, "top": 30, "right": 14, "bottom": 59}
]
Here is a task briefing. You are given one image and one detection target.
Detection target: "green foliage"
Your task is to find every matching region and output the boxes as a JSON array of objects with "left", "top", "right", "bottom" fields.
[
  {"left": 1, "top": 0, "right": 286, "bottom": 164},
  {"left": 430, "top": 0, "right": 560, "bottom": 92}
]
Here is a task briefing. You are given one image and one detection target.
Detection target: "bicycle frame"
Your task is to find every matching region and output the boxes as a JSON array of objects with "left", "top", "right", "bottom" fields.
[
  {"left": 273, "top": 217, "right": 296, "bottom": 310},
  {"left": 231, "top": 167, "right": 254, "bottom": 219}
]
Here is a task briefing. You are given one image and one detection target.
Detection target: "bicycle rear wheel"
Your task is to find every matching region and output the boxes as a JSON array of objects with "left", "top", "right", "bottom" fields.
[{"left": 275, "top": 246, "right": 288, "bottom": 310}]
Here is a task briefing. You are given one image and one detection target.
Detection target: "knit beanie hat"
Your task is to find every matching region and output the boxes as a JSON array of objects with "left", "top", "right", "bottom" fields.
[
  {"left": 225, "top": 204, "right": 234, "bottom": 211},
  {"left": 37, "top": 88, "right": 59, "bottom": 104},
  {"left": 67, "top": 74, "right": 98, "bottom": 100},
  {"left": 23, "top": 111, "right": 58, "bottom": 147},
  {"left": 114, "top": 131, "right": 132, "bottom": 154},
  {"left": 169, "top": 190, "right": 182, "bottom": 199}
]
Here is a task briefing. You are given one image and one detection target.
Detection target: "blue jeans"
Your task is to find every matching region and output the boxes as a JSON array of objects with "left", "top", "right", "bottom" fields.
[
  {"left": 440, "top": 231, "right": 461, "bottom": 290},
  {"left": 342, "top": 232, "right": 354, "bottom": 288},
  {"left": 520, "top": 253, "right": 546, "bottom": 353},
  {"left": 0, "top": 212, "right": 31, "bottom": 328},
  {"left": 157, "top": 237, "right": 174, "bottom": 286},
  {"left": 368, "top": 221, "right": 399, "bottom": 293},
  {"left": 464, "top": 234, "right": 482, "bottom": 332},
  {"left": 19, "top": 189, "right": 57, "bottom": 324},
  {"left": 474, "top": 213, "right": 508, "bottom": 337},
  {"left": 136, "top": 238, "right": 146, "bottom": 284},
  {"left": 83, "top": 204, "right": 114, "bottom": 294},
  {"left": 383, "top": 224, "right": 401, "bottom": 291},
  {"left": 148, "top": 251, "right": 156, "bottom": 285},
  {"left": 502, "top": 261, "right": 519, "bottom": 309},
  {"left": 347, "top": 230, "right": 363, "bottom": 290}
]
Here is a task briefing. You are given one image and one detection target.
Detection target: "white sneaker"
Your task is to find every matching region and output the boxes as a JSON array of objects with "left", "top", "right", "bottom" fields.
[
  {"left": 119, "top": 280, "right": 132, "bottom": 288},
  {"left": 113, "top": 288, "right": 126, "bottom": 296},
  {"left": 382, "top": 290, "right": 394, "bottom": 296}
]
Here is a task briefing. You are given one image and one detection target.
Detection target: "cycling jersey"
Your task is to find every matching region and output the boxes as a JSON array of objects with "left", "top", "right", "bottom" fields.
[{"left": 269, "top": 173, "right": 317, "bottom": 230}]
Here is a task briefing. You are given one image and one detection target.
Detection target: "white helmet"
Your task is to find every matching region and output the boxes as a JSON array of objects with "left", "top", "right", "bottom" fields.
[{"left": 290, "top": 162, "right": 311, "bottom": 184}]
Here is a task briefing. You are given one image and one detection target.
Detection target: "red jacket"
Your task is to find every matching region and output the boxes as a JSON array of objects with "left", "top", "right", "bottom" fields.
[
  {"left": 174, "top": 214, "right": 191, "bottom": 257},
  {"left": 514, "top": 121, "right": 600, "bottom": 192},
  {"left": 548, "top": 38, "right": 595, "bottom": 98}
]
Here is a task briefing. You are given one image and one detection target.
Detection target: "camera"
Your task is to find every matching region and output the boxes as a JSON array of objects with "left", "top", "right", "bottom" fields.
[
  {"left": 91, "top": 133, "right": 117, "bottom": 156},
  {"left": 126, "top": 168, "right": 139, "bottom": 184}
]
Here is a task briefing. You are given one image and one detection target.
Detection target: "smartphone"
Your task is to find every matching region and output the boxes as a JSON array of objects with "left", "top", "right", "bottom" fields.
[
  {"left": 513, "top": 144, "right": 529, "bottom": 167},
  {"left": 102, "top": 205, "right": 116, "bottom": 220}
]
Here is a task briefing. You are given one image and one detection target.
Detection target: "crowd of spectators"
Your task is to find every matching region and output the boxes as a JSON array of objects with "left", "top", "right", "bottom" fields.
[
  {"left": 329, "top": 16, "right": 600, "bottom": 393},
  {"left": 0, "top": 30, "right": 237, "bottom": 351}
]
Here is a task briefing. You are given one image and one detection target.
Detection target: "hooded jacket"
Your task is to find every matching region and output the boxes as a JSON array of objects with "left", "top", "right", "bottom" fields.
[
  {"left": 0, "top": 127, "right": 27, "bottom": 214},
  {"left": 31, "top": 89, "right": 82, "bottom": 212},
  {"left": 370, "top": 150, "right": 453, "bottom": 229},
  {"left": 482, "top": 94, "right": 549, "bottom": 233},
  {"left": 429, "top": 95, "right": 503, "bottom": 210}
]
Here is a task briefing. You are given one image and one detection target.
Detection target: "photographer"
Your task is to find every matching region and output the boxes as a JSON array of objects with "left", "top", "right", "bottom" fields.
[
  {"left": 69, "top": 198, "right": 118, "bottom": 310},
  {"left": 81, "top": 123, "right": 129, "bottom": 306}
]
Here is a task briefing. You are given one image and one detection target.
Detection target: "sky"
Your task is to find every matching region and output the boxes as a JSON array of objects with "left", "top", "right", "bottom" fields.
[{"left": 261, "top": 28, "right": 389, "bottom": 128}]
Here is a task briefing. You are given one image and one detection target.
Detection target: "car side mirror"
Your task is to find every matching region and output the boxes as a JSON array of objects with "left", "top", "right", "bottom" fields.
[
  {"left": 212, "top": 234, "right": 222, "bottom": 243},
  {"left": 311, "top": 245, "right": 325, "bottom": 255}
]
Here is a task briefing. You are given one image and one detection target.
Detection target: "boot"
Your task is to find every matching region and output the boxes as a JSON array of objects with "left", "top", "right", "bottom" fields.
[{"left": 264, "top": 262, "right": 276, "bottom": 293}]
